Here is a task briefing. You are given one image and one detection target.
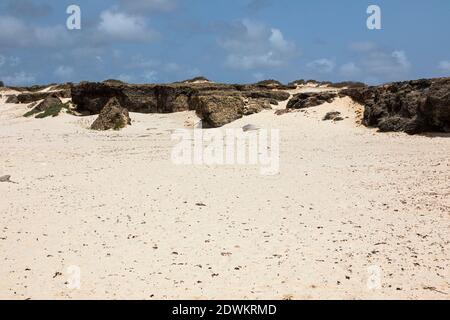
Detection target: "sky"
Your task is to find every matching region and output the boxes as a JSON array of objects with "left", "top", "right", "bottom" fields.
[{"left": 0, "top": 0, "right": 449, "bottom": 86}]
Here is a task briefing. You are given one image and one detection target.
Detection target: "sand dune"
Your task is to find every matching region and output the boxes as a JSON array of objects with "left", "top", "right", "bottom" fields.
[{"left": 0, "top": 90, "right": 449, "bottom": 300}]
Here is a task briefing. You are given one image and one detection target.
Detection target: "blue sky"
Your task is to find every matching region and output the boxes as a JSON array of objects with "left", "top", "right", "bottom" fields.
[{"left": 0, "top": 0, "right": 449, "bottom": 85}]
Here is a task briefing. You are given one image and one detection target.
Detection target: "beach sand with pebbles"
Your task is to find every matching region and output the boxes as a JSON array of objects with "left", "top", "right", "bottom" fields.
[{"left": 0, "top": 88, "right": 449, "bottom": 300}]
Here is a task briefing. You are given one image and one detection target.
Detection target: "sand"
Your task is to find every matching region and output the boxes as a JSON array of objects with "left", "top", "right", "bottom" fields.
[{"left": 0, "top": 89, "right": 449, "bottom": 300}]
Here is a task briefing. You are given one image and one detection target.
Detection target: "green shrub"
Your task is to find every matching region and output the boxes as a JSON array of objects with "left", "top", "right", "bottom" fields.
[{"left": 24, "top": 103, "right": 69, "bottom": 118}]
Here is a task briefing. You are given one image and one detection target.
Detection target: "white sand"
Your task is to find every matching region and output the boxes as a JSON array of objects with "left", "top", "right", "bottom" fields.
[{"left": 0, "top": 94, "right": 449, "bottom": 300}]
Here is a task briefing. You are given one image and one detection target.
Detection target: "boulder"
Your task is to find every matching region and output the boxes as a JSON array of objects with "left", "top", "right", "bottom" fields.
[
  {"left": 341, "top": 77, "right": 450, "bottom": 134},
  {"left": 243, "top": 99, "right": 272, "bottom": 116},
  {"left": 193, "top": 95, "right": 245, "bottom": 128},
  {"left": 323, "top": 111, "right": 343, "bottom": 121},
  {"left": 34, "top": 95, "right": 62, "bottom": 112},
  {"left": 287, "top": 92, "right": 338, "bottom": 109},
  {"left": 91, "top": 98, "right": 132, "bottom": 131},
  {"left": 5, "top": 95, "right": 19, "bottom": 104}
]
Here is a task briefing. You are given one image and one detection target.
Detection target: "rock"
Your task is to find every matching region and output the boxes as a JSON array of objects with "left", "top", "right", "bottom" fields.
[
  {"left": 274, "top": 109, "right": 291, "bottom": 116},
  {"left": 243, "top": 99, "right": 271, "bottom": 116},
  {"left": 102, "top": 79, "right": 126, "bottom": 85},
  {"left": 91, "top": 98, "right": 132, "bottom": 131},
  {"left": 341, "top": 77, "right": 450, "bottom": 134},
  {"left": 287, "top": 92, "right": 338, "bottom": 109},
  {"left": 0, "top": 80, "right": 4, "bottom": 87},
  {"left": 71, "top": 81, "right": 292, "bottom": 127},
  {"left": 16, "top": 90, "right": 71, "bottom": 104},
  {"left": 323, "top": 111, "right": 343, "bottom": 121},
  {"left": 243, "top": 90, "right": 290, "bottom": 102},
  {"left": 0, "top": 175, "right": 11, "bottom": 182},
  {"left": 193, "top": 95, "right": 245, "bottom": 128},
  {"left": 5, "top": 95, "right": 19, "bottom": 104},
  {"left": 34, "top": 95, "right": 62, "bottom": 113},
  {"left": 72, "top": 82, "right": 197, "bottom": 114},
  {"left": 242, "top": 124, "right": 260, "bottom": 132},
  {"left": 255, "top": 79, "right": 284, "bottom": 87},
  {"left": 72, "top": 81, "right": 288, "bottom": 126}
]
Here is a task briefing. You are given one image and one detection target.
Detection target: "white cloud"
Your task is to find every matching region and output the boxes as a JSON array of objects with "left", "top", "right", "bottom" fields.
[
  {"left": 0, "top": 15, "right": 73, "bottom": 48},
  {"left": 307, "top": 58, "right": 335, "bottom": 73},
  {"left": 438, "top": 60, "right": 450, "bottom": 72},
  {"left": 3, "top": 71, "right": 35, "bottom": 86},
  {"left": 269, "top": 28, "right": 295, "bottom": 53},
  {"left": 219, "top": 19, "right": 297, "bottom": 70},
  {"left": 362, "top": 50, "right": 411, "bottom": 77},
  {"left": 54, "top": 66, "right": 74, "bottom": 79},
  {"left": 0, "top": 16, "right": 30, "bottom": 47},
  {"left": 98, "top": 10, "right": 159, "bottom": 42}
]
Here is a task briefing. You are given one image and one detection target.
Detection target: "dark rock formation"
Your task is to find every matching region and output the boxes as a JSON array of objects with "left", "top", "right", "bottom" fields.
[
  {"left": 91, "top": 98, "right": 131, "bottom": 131},
  {"left": 71, "top": 81, "right": 291, "bottom": 127},
  {"left": 243, "top": 99, "right": 272, "bottom": 116},
  {"left": 341, "top": 77, "right": 450, "bottom": 134},
  {"left": 323, "top": 111, "right": 343, "bottom": 121},
  {"left": 16, "top": 89, "right": 71, "bottom": 104},
  {"left": 34, "top": 95, "right": 62, "bottom": 112},
  {"left": 287, "top": 92, "right": 338, "bottom": 109},
  {"left": 5, "top": 95, "right": 19, "bottom": 103},
  {"left": 192, "top": 95, "right": 245, "bottom": 128},
  {"left": 0, "top": 81, "right": 4, "bottom": 87},
  {"left": 72, "top": 82, "right": 197, "bottom": 114},
  {"left": 242, "top": 89, "right": 290, "bottom": 101}
]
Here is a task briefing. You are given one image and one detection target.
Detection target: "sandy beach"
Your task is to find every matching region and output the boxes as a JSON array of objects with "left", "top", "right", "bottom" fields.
[{"left": 1, "top": 87, "right": 449, "bottom": 300}]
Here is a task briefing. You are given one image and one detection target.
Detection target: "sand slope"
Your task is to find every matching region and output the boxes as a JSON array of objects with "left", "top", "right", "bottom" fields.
[{"left": 0, "top": 91, "right": 449, "bottom": 300}]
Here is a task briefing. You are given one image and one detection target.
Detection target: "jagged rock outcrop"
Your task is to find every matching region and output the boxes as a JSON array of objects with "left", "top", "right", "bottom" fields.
[
  {"left": 243, "top": 99, "right": 272, "bottom": 116},
  {"left": 72, "top": 82, "right": 197, "bottom": 114},
  {"left": 287, "top": 92, "right": 338, "bottom": 109},
  {"left": 91, "top": 98, "right": 131, "bottom": 131},
  {"left": 5, "top": 95, "right": 19, "bottom": 103},
  {"left": 33, "top": 95, "right": 62, "bottom": 113},
  {"left": 71, "top": 81, "right": 291, "bottom": 127},
  {"left": 341, "top": 77, "right": 450, "bottom": 134},
  {"left": 16, "top": 89, "right": 71, "bottom": 104},
  {"left": 192, "top": 95, "right": 245, "bottom": 128}
]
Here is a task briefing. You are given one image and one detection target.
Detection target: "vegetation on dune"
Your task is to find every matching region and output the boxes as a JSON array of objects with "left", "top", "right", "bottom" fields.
[{"left": 24, "top": 102, "right": 71, "bottom": 118}]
